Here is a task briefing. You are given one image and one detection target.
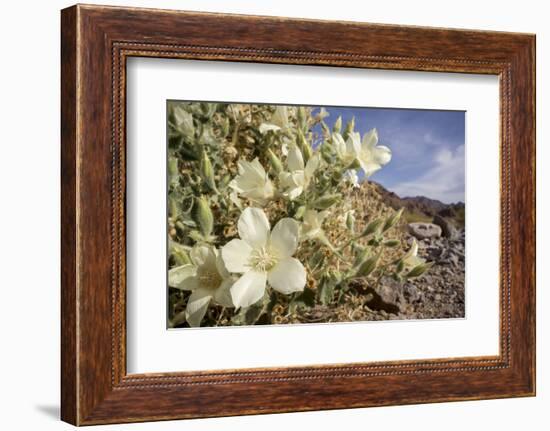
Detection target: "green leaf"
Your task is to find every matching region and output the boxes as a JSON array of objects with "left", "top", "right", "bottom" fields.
[
  {"left": 308, "top": 250, "right": 325, "bottom": 271},
  {"left": 318, "top": 275, "right": 336, "bottom": 305},
  {"left": 288, "top": 288, "right": 316, "bottom": 314},
  {"left": 231, "top": 292, "right": 269, "bottom": 326},
  {"left": 170, "top": 104, "right": 195, "bottom": 138},
  {"left": 168, "top": 156, "right": 179, "bottom": 188}
]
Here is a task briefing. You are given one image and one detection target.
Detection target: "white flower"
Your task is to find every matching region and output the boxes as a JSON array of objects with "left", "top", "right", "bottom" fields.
[
  {"left": 354, "top": 129, "right": 392, "bottom": 177},
  {"left": 229, "top": 158, "right": 275, "bottom": 206},
  {"left": 168, "top": 245, "right": 234, "bottom": 327},
  {"left": 279, "top": 145, "right": 320, "bottom": 200},
  {"left": 332, "top": 132, "right": 357, "bottom": 165},
  {"left": 402, "top": 238, "right": 425, "bottom": 271},
  {"left": 343, "top": 169, "right": 360, "bottom": 188},
  {"left": 332, "top": 130, "right": 392, "bottom": 177},
  {"left": 301, "top": 209, "right": 329, "bottom": 241},
  {"left": 259, "top": 106, "right": 290, "bottom": 134},
  {"left": 221, "top": 208, "right": 306, "bottom": 308}
]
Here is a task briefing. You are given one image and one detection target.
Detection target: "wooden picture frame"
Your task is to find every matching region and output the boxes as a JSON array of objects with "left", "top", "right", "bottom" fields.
[{"left": 61, "top": 4, "right": 535, "bottom": 425}]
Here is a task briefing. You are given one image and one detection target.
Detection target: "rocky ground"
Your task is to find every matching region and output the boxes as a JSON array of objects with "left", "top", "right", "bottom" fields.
[
  {"left": 369, "top": 228, "right": 465, "bottom": 320},
  {"left": 290, "top": 226, "right": 465, "bottom": 323}
]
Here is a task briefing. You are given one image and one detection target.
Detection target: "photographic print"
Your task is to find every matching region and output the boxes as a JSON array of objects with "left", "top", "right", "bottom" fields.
[{"left": 167, "top": 101, "right": 465, "bottom": 328}]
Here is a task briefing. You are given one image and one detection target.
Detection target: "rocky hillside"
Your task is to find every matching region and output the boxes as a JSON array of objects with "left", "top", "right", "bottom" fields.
[{"left": 371, "top": 182, "right": 465, "bottom": 227}]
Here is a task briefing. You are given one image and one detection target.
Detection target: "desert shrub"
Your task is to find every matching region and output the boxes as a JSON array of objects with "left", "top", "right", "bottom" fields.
[{"left": 167, "top": 101, "right": 431, "bottom": 327}]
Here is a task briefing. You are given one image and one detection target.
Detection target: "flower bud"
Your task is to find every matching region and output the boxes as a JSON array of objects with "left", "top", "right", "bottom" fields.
[
  {"left": 200, "top": 150, "right": 217, "bottom": 192},
  {"left": 195, "top": 196, "right": 214, "bottom": 237},
  {"left": 169, "top": 240, "right": 192, "bottom": 266},
  {"left": 406, "top": 262, "right": 432, "bottom": 278},
  {"left": 321, "top": 142, "right": 334, "bottom": 163},
  {"left": 356, "top": 253, "right": 380, "bottom": 277},
  {"left": 222, "top": 117, "right": 230, "bottom": 137},
  {"left": 383, "top": 239, "right": 400, "bottom": 248},
  {"left": 343, "top": 117, "right": 355, "bottom": 140},
  {"left": 345, "top": 211, "right": 355, "bottom": 232},
  {"left": 297, "top": 130, "right": 312, "bottom": 163},
  {"left": 297, "top": 106, "right": 307, "bottom": 130},
  {"left": 361, "top": 218, "right": 384, "bottom": 237},
  {"left": 267, "top": 148, "right": 284, "bottom": 174},
  {"left": 383, "top": 208, "right": 404, "bottom": 232},
  {"left": 333, "top": 116, "right": 342, "bottom": 134},
  {"left": 294, "top": 205, "right": 306, "bottom": 219},
  {"left": 396, "top": 259, "right": 405, "bottom": 273},
  {"left": 321, "top": 122, "right": 331, "bottom": 137},
  {"left": 313, "top": 194, "right": 340, "bottom": 210}
]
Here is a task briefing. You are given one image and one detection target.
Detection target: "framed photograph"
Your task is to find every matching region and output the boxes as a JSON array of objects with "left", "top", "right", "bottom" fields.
[{"left": 61, "top": 4, "right": 536, "bottom": 425}]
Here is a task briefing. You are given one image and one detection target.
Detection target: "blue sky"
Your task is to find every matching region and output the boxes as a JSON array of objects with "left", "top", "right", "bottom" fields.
[{"left": 319, "top": 106, "right": 465, "bottom": 204}]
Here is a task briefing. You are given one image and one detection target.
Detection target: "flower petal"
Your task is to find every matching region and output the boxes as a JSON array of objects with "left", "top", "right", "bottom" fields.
[
  {"left": 250, "top": 158, "right": 269, "bottom": 179},
  {"left": 230, "top": 270, "right": 267, "bottom": 308},
  {"left": 287, "top": 144, "right": 304, "bottom": 172},
  {"left": 201, "top": 246, "right": 219, "bottom": 272},
  {"left": 259, "top": 123, "right": 281, "bottom": 134},
  {"left": 270, "top": 218, "right": 300, "bottom": 257},
  {"left": 231, "top": 159, "right": 266, "bottom": 192},
  {"left": 271, "top": 106, "right": 289, "bottom": 129},
  {"left": 361, "top": 128, "right": 378, "bottom": 150},
  {"left": 267, "top": 257, "right": 306, "bottom": 294},
  {"left": 304, "top": 154, "right": 320, "bottom": 179},
  {"left": 238, "top": 207, "right": 270, "bottom": 248},
  {"left": 185, "top": 288, "right": 213, "bottom": 327},
  {"left": 346, "top": 132, "right": 361, "bottom": 156},
  {"left": 213, "top": 277, "right": 235, "bottom": 307},
  {"left": 332, "top": 133, "right": 346, "bottom": 157},
  {"left": 168, "top": 264, "right": 197, "bottom": 290},
  {"left": 221, "top": 239, "right": 253, "bottom": 273},
  {"left": 373, "top": 145, "right": 392, "bottom": 165},
  {"left": 190, "top": 245, "right": 210, "bottom": 267},
  {"left": 215, "top": 252, "right": 231, "bottom": 278},
  {"left": 357, "top": 151, "right": 386, "bottom": 177},
  {"left": 279, "top": 171, "right": 305, "bottom": 200}
]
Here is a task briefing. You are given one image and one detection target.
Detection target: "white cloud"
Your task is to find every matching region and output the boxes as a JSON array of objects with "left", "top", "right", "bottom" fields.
[{"left": 390, "top": 145, "right": 465, "bottom": 204}]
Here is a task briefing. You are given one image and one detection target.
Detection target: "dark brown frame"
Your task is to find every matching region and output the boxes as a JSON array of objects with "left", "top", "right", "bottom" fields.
[{"left": 61, "top": 4, "right": 536, "bottom": 426}]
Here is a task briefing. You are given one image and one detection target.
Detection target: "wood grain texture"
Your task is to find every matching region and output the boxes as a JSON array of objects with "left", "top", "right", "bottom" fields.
[
  {"left": 60, "top": 4, "right": 536, "bottom": 425},
  {"left": 60, "top": 5, "right": 78, "bottom": 425}
]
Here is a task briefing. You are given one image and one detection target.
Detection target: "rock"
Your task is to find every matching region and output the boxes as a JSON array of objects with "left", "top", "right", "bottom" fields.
[
  {"left": 377, "top": 284, "right": 401, "bottom": 305},
  {"left": 365, "top": 285, "right": 401, "bottom": 315},
  {"left": 433, "top": 214, "right": 456, "bottom": 239},
  {"left": 437, "top": 207, "right": 456, "bottom": 218},
  {"left": 402, "top": 283, "right": 422, "bottom": 303},
  {"left": 408, "top": 222, "right": 442, "bottom": 240}
]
